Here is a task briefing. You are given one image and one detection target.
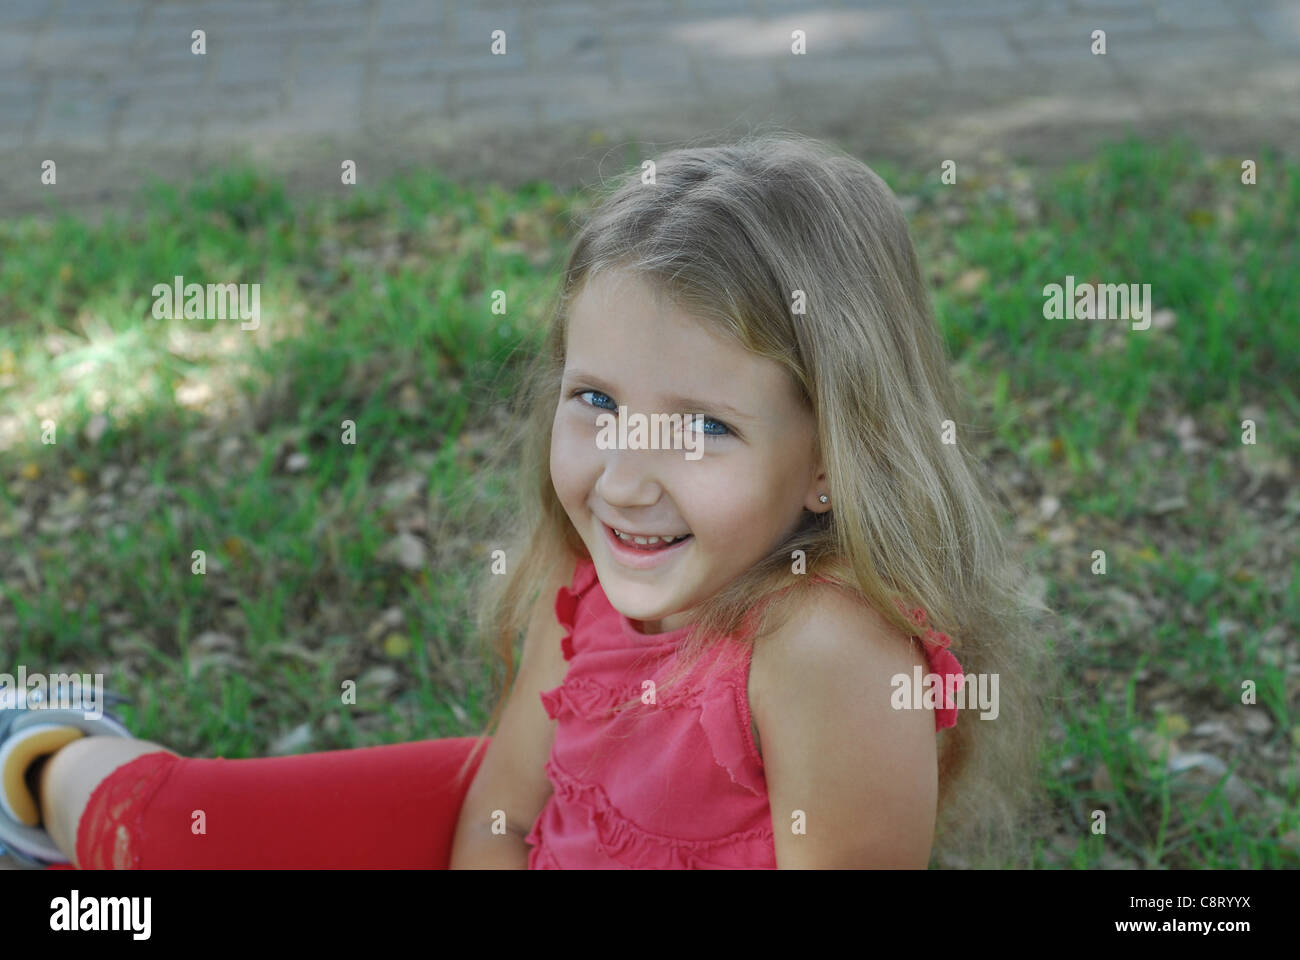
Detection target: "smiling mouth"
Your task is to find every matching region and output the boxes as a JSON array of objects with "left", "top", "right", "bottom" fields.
[{"left": 606, "top": 524, "right": 693, "bottom": 551}]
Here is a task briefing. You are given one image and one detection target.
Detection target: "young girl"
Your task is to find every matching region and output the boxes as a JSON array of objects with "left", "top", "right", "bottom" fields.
[{"left": 3, "top": 132, "right": 1050, "bottom": 870}]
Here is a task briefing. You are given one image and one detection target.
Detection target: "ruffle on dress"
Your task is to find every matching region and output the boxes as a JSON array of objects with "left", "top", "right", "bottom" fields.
[
  {"left": 524, "top": 757, "right": 774, "bottom": 870},
  {"left": 539, "top": 675, "right": 644, "bottom": 722},
  {"left": 695, "top": 673, "right": 766, "bottom": 797},
  {"left": 907, "top": 607, "right": 964, "bottom": 732},
  {"left": 540, "top": 663, "right": 766, "bottom": 799},
  {"left": 554, "top": 558, "right": 600, "bottom": 661}
]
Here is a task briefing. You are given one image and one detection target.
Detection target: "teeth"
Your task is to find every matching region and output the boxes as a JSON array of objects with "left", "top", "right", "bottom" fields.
[{"left": 613, "top": 528, "right": 686, "bottom": 545}]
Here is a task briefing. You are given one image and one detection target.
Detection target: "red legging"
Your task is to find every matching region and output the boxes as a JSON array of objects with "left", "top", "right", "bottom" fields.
[{"left": 47, "top": 737, "right": 489, "bottom": 870}]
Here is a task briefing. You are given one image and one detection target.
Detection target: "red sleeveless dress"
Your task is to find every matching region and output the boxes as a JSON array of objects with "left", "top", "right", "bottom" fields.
[{"left": 524, "top": 558, "right": 964, "bottom": 869}]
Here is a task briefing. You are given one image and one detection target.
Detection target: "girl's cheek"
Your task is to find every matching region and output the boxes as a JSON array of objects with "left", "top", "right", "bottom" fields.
[
  {"left": 549, "top": 423, "right": 575, "bottom": 493},
  {"left": 550, "top": 422, "right": 595, "bottom": 497}
]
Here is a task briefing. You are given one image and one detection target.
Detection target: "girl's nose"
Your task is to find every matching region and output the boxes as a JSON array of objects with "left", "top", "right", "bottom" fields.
[{"left": 594, "top": 446, "right": 665, "bottom": 509}]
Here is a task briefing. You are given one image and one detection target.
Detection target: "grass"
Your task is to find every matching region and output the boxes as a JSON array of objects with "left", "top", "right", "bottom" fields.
[{"left": 0, "top": 137, "right": 1296, "bottom": 867}]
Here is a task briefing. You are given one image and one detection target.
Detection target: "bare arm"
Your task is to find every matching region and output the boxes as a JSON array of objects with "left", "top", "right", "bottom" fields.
[
  {"left": 751, "top": 585, "right": 938, "bottom": 869},
  {"left": 449, "top": 563, "right": 573, "bottom": 868}
]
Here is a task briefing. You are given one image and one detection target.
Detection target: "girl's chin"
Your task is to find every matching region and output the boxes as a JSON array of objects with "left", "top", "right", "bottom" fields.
[
  {"left": 604, "top": 591, "right": 669, "bottom": 621},
  {"left": 595, "top": 578, "right": 676, "bottom": 614}
]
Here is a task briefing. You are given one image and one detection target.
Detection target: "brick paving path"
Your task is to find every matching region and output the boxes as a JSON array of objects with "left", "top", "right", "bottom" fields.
[{"left": 0, "top": 0, "right": 1296, "bottom": 211}]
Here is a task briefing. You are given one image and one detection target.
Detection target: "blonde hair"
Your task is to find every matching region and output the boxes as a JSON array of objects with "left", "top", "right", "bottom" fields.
[{"left": 454, "top": 130, "right": 1056, "bottom": 867}]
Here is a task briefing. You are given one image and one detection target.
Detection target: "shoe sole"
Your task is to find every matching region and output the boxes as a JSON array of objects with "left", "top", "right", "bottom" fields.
[
  {"left": 0, "top": 709, "right": 132, "bottom": 867},
  {"left": 0, "top": 724, "right": 88, "bottom": 825}
]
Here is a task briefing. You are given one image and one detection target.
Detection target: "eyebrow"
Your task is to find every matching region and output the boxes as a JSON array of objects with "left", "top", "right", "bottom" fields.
[{"left": 562, "top": 369, "right": 757, "bottom": 423}]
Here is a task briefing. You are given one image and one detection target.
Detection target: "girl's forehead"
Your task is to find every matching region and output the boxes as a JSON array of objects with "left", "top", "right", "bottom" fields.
[
  {"left": 567, "top": 281, "right": 746, "bottom": 375},
  {"left": 568, "top": 267, "right": 677, "bottom": 319},
  {"left": 571, "top": 268, "right": 751, "bottom": 345}
]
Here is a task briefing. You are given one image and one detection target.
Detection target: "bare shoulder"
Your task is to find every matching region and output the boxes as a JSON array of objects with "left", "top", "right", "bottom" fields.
[
  {"left": 748, "top": 580, "right": 938, "bottom": 868},
  {"left": 750, "top": 580, "right": 926, "bottom": 710}
]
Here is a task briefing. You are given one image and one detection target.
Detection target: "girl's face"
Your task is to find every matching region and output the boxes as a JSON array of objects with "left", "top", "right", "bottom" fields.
[{"left": 550, "top": 269, "right": 829, "bottom": 634}]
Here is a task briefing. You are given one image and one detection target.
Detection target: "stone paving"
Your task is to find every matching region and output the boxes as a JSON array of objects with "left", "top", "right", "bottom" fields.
[{"left": 0, "top": 0, "right": 1297, "bottom": 212}]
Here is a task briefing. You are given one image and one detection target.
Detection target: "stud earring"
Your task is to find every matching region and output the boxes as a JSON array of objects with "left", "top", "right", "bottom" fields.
[{"left": 818, "top": 494, "right": 828, "bottom": 504}]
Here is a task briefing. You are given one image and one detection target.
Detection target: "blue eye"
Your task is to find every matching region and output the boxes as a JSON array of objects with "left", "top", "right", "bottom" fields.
[
  {"left": 570, "top": 389, "right": 733, "bottom": 438},
  {"left": 577, "top": 389, "right": 618, "bottom": 412},
  {"left": 687, "top": 415, "right": 731, "bottom": 437}
]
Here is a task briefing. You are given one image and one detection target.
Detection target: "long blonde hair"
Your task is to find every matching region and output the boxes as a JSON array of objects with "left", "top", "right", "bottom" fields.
[{"left": 454, "top": 130, "right": 1055, "bottom": 867}]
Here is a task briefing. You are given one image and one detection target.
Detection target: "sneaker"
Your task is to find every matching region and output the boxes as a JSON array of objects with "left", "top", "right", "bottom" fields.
[{"left": 0, "top": 687, "right": 134, "bottom": 868}]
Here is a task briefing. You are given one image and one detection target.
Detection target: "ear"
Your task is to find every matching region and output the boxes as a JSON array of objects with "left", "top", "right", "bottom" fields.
[{"left": 804, "top": 448, "right": 830, "bottom": 514}]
